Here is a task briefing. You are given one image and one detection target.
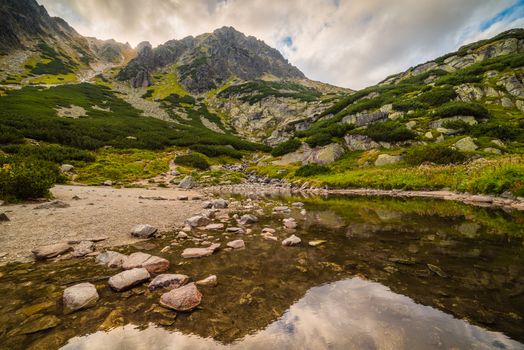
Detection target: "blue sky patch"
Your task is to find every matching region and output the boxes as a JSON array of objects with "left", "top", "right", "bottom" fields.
[
  {"left": 480, "top": 0, "right": 524, "bottom": 31},
  {"left": 280, "top": 36, "right": 293, "bottom": 47}
]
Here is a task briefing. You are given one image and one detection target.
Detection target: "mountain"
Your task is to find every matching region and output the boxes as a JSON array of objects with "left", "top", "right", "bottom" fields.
[{"left": 118, "top": 26, "right": 305, "bottom": 92}]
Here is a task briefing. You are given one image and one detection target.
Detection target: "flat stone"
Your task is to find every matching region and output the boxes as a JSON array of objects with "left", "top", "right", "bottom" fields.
[
  {"left": 205, "top": 223, "right": 225, "bottom": 230},
  {"left": 225, "top": 227, "right": 245, "bottom": 234},
  {"left": 122, "top": 252, "right": 151, "bottom": 269},
  {"left": 148, "top": 274, "right": 189, "bottom": 291},
  {"left": 262, "top": 228, "right": 276, "bottom": 234},
  {"left": 160, "top": 283, "right": 202, "bottom": 312},
  {"left": 196, "top": 275, "right": 217, "bottom": 287},
  {"left": 292, "top": 202, "right": 304, "bottom": 208},
  {"left": 34, "top": 200, "right": 70, "bottom": 210},
  {"left": 130, "top": 224, "right": 158, "bottom": 238},
  {"left": 181, "top": 243, "right": 220, "bottom": 258},
  {"left": 122, "top": 252, "right": 169, "bottom": 273},
  {"left": 63, "top": 283, "right": 99, "bottom": 313},
  {"left": 282, "top": 235, "right": 301, "bottom": 246},
  {"left": 72, "top": 241, "right": 96, "bottom": 257},
  {"left": 227, "top": 239, "right": 245, "bottom": 249},
  {"left": 108, "top": 268, "right": 150, "bottom": 292},
  {"left": 32, "top": 243, "right": 72, "bottom": 260},
  {"left": 309, "top": 240, "right": 327, "bottom": 247},
  {"left": 96, "top": 251, "right": 127, "bottom": 268}
]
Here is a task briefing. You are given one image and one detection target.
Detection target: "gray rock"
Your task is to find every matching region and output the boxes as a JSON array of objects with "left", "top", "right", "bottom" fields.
[
  {"left": 148, "top": 274, "right": 189, "bottom": 291},
  {"left": 0, "top": 213, "right": 9, "bottom": 222},
  {"left": 454, "top": 137, "right": 478, "bottom": 151},
  {"left": 178, "top": 176, "right": 196, "bottom": 189},
  {"left": 429, "top": 116, "right": 478, "bottom": 129},
  {"left": 282, "top": 234, "right": 301, "bottom": 246},
  {"left": 32, "top": 243, "right": 72, "bottom": 260},
  {"left": 342, "top": 111, "right": 388, "bottom": 127},
  {"left": 96, "top": 251, "right": 127, "bottom": 268},
  {"left": 176, "top": 232, "right": 188, "bottom": 239},
  {"left": 34, "top": 200, "right": 70, "bottom": 210},
  {"left": 212, "top": 199, "right": 228, "bottom": 209},
  {"left": 483, "top": 147, "right": 501, "bottom": 154},
  {"left": 60, "top": 164, "right": 74, "bottom": 173},
  {"left": 130, "top": 224, "right": 158, "bottom": 238},
  {"left": 108, "top": 268, "right": 150, "bottom": 291},
  {"left": 344, "top": 134, "right": 380, "bottom": 151},
  {"left": 181, "top": 243, "right": 220, "bottom": 258},
  {"left": 160, "top": 283, "right": 202, "bottom": 312},
  {"left": 185, "top": 215, "right": 211, "bottom": 227},
  {"left": 196, "top": 275, "right": 217, "bottom": 287},
  {"left": 63, "top": 283, "right": 99, "bottom": 313},
  {"left": 72, "top": 241, "right": 95, "bottom": 257},
  {"left": 283, "top": 218, "right": 297, "bottom": 229},
  {"left": 205, "top": 223, "right": 225, "bottom": 230},
  {"left": 375, "top": 154, "right": 402, "bottom": 166},
  {"left": 202, "top": 201, "right": 213, "bottom": 209},
  {"left": 238, "top": 214, "right": 258, "bottom": 225},
  {"left": 226, "top": 239, "right": 245, "bottom": 249}
]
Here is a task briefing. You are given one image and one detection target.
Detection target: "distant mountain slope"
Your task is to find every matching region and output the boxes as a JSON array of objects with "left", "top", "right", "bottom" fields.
[{"left": 118, "top": 26, "right": 305, "bottom": 92}]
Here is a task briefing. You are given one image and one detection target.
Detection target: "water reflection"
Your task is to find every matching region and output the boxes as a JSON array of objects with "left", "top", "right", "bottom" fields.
[{"left": 63, "top": 277, "right": 523, "bottom": 350}]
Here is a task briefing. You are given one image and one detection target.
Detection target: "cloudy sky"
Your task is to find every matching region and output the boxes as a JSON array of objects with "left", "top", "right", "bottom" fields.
[{"left": 39, "top": 0, "right": 524, "bottom": 89}]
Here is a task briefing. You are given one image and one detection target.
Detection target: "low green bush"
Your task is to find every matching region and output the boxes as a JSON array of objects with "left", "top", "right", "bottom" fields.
[
  {"left": 392, "top": 100, "right": 428, "bottom": 112},
  {"left": 0, "top": 157, "right": 60, "bottom": 200},
  {"left": 295, "top": 164, "right": 330, "bottom": 177},
  {"left": 435, "top": 102, "right": 490, "bottom": 120},
  {"left": 441, "top": 120, "right": 472, "bottom": 132},
  {"left": 405, "top": 144, "right": 466, "bottom": 165},
  {"left": 1, "top": 144, "right": 95, "bottom": 163},
  {"left": 471, "top": 122, "right": 522, "bottom": 141},
  {"left": 174, "top": 154, "right": 210, "bottom": 170},
  {"left": 305, "top": 133, "right": 332, "bottom": 147},
  {"left": 416, "top": 87, "right": 457, "bottom": 106},
  {"left": 189, "top": 144, "right": 242, "bottom": 159},
  {"left": 364, "top": 121, "right": 416, "bottom": 142},
  {"left": 271, "top": 138, "right": 302, "bottom": 157}
]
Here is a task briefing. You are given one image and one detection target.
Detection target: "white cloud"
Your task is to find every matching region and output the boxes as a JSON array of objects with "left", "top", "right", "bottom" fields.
[{"left": 38, "top": 0, "right": 521, "bottom": 89}]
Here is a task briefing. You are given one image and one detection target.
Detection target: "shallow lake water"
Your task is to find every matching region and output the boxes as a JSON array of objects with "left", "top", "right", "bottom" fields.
[{"left": 0, "top": 195, "right": 523, "bottom": 349}]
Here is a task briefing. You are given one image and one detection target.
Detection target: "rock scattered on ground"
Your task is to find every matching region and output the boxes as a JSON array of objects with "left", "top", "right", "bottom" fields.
[
  {"left": 108, "top": 267, "right": 150, "bottom": 292},
  {"left": 122, "top": 252, "right": 170, "bottom": 273},
  {"left": 178, "top": 176, "right": 196, "bottom": 189},
  {"left": 185, "top": 215, "right": 211, "bottom": 227},
  {"left": 283, "top": 218, "right": 297, "bottom": 229},
  {"left": 160, "top": 283, "right": 202, "bottom": 312},
  {"left": 63, "top": 283, "right": 99, "bottom": 313},
  {"left": 148, "top": 274, "right": 189, "bottom": 291},
  {"left": 96, "top": 251, "right": 127, "bottom": 268},
  {"left": 225, "top": 227, "right": 245, "bottom": 234},
  {"left": 309, "top": 240, "right": 327, "bottom": 247},
  {"left": 60, "top": 164, "right": 75, "bottom": 173},
  {"left": 32, "top": 243, "right": 72, "bottom": 260},
  {"left": 181, "top": 243, "right": 220, "bottom": 258},
  {"left": 282, "top": 235, "right": 301, "bottom": 246},
  {"left": 176, "top": 232, "right": 188, "bottom": 239},
  {"left": 204, "top": 223, "right": 224, "bottom": 230},
  {"left": 72, "top": 241, "right": 96, "bottom": 257},
  {"left": 238, "top": 214, "right": 258, "bottom": 225},
  {"left": 196, "top": 275, "right": 217, "bottom": 287},
  {"left": 34, "top": 200, "right": 70, "bottom": 210},
  {"left": 227, "top": 239, "right": 245, "bottom": 249},
  {"left": 130, "top": 224, "right": 158, "bottom": 238}
]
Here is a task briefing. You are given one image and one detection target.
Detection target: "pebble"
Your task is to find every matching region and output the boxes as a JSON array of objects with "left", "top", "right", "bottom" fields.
[{"left": 196, "top": 275, "right": 218, "bottom": 287}]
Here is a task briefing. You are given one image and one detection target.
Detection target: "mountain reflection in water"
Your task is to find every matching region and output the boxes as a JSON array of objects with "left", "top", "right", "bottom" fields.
[{"left": 63, "top": 277, "right": 523, "bottom": 350}]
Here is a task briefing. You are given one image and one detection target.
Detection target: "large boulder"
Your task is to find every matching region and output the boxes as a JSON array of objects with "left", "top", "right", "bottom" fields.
[
  {"left": 160, "top": 283, "right": 202, "bottom": 312},
  {"left": 63, "top": 283, "right": 99, "bottom": 313},
  {"left": 454, "top": 137, "right": 478, "bottom": 151},
  {"left": 108, "top": 268, "right": 150, "bottom": 292},
  {"left": 96, "top": 251, "right": 128, "bottom": 268},
  {"left": 374, "top": 154, "right": 402, "bottom": 166},
  {"left": 311, "top": 143, "right": 345, "bottom": 165},
  {"left": 148, "top": 274, "right": 189, "bottom": 291},
  {"left": 130, "top": 224, "right": 157, "bottom": 238},
  {"left": 32, "top": 243, "right": 72, "bottom": 260},
  {"left": 344, "top": 134, "right": 380, "bottom": 151},
  {"left": 178, "top": 176, "right": 196, "bottom": 189}
]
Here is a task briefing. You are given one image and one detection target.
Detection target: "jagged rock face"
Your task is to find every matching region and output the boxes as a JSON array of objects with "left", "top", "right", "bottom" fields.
[
  {"left": 118, "top": 26, "right": 305, "bottom": 93},
  {"left": 86, "top": 38, "right": 131, "bottom": 64}
]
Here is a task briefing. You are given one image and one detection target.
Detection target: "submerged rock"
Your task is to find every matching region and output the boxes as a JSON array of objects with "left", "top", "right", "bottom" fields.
[
  {"left": 108, "top": 268, "right": 150, "bottom": 292},
  {"left": 227, "top": 239, "right": 245, "bottom": 249},
  {"left": 160, "top": 283, "right": 202, "bottom": 312},
  {"left": 130, "top": 224, "right": 158, "bottom": 238},
  {"left": 122, "top": 252, "right": 169, "bottom": 273},
  {"left": 149, "top": 274, "right": 189, "bottom": 291},
  {"left": 96, "top": 251, "right": 127, "bottom": 268},
  {"left": 181, "top": 243, "right": 220, "bottom": 258},
  {"left": 282, "top": 235, "right": 301, "bottom": 246},
  {"left": 309, "top": 240, "right": 327, "bottom": 247},
  {"left": 15, "top": 315, "right": 61, "bottom": 335},
  {"left": 63, "top": 283, "right": 99, "bottom": 313},
  {"left": 32, "top": 243, "right": 72, "bottom": 260},
  {"left": 196, "top": 275, "right": 217, "bottom": 287}
]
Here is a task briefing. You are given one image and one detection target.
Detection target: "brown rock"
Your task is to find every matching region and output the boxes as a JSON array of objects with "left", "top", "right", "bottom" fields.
[
  {"left": 160, "top": 283, "right": 202, "bottom": 311},
  {"left": 32, "top": 243, "right": 72, "bottom": 260}
]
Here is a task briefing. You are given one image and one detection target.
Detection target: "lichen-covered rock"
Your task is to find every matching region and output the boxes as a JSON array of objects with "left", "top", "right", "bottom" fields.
[
  {"left": 374, "top": 154, "right": 402, "bottom": 166},
  {"left": 454, "top": 137, "right": 478, "bottom": 151},
  {"left": 345, "top": 134, "right": 380, "bottom": 151},
  {"left": 160, "top": 283, "right": 202, "bottom": 312},
  {"left": 63, "top": 283, "right": 99, "bottom": 313}
]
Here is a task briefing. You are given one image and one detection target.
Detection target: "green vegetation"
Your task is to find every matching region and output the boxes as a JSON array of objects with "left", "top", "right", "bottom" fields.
[
  {"left": 405, "top": 144, "right": 466, "bottom": 165},
  {"left": 174, "top": 154, "right": 210, "bottom": 170},
  {"left": 1, "top": 144, "right": 95, "bottom": 163},
  {"left": 189, "top": 144, "right": 243, "bottom": 159},
  {"left": 295, "top": 164, "right": 329, "bottom": 177},
  {"left": 218, "top": 80, "right": 321, "bottom": 104},
  {"left": 271, "top": 138, "right": 301, "bottom": 157},
  {"left": 363, "top": 121, "right": 416, "bottom": 142},
  {"left": 435, "top": 102, "right": 491, "bottom": 120},
  {"left": 30, "top": 43, "right": 76, "bottom": 75}
]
